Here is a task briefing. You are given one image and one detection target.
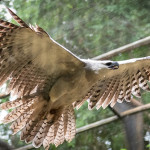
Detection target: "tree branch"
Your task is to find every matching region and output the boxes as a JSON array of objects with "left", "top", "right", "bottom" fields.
[
  {"left": 14, "top": 103, "right": 150, "bottom": 150},
  {"left": 77, "top": 103, "right": 150, "bottom": 133},
  {"left": 93, "top": 36, "right": 150, "bottom": 60}
]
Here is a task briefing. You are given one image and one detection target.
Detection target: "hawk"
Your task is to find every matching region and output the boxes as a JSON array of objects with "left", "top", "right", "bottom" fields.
[{"left": 0, "top": 8, "right": 150, "bottom": 149}]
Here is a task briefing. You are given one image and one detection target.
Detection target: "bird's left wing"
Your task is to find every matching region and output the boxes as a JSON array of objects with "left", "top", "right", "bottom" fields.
[{"left": 74, "top": 57, "right": 150, "bottom": 110}]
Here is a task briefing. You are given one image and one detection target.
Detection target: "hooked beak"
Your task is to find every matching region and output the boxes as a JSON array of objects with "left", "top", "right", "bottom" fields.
[{"left": 107, "top": 62, "right": 119, "bottom": 70}]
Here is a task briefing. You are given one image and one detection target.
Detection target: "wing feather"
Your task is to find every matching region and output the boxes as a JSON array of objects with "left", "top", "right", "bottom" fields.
[
  {"left": 86, "top": 57, "right": 150, "bottom": 109},
  {"left": 10, "top": 110, "right": 33, "bottom": 134},
  {"left": 0, "top": 8, "right": 84, "bottom": 99},
  {"left": 0, "top": 8, "right": 81, "bottom": 149},
  {"left": 0, "top": 97, "right": 22, "bottom": 110},
  {"left": 2, "top": 98, "right": 33, "bottom": 123},
  {"left": 0, "top": 19, "right": 18, "bottom": 28},
  {"left": 1, "top": 8, "right": 150, "bottom": 150},
  {"left": 7, "top": 8, "right": 29, "bottom": 28}
]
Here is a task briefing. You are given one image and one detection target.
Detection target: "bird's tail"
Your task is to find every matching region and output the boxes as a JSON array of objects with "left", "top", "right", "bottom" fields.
[{"left": 0, "top": 95, "right": 76, "bottom": 149}]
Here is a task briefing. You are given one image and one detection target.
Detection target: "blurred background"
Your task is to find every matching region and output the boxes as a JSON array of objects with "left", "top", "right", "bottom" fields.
[{"left": 0, "top": 0, "right": 150, "bottom": 150}]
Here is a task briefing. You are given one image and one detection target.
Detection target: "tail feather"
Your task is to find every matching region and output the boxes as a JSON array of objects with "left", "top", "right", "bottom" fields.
[
  {"left": 63, "top": 108, "right": 69, "bottom": 135},
  {"left": 32, "top": 118, "right": 52, "bottom": 148},
  {"left": 20, "top": 119, "right": 37, "bottom": 141},
  {"left": 31, "top": 106, "right": 64, "bottom": 148},
  {"left": 42, "top": 117, "right": 61, "bottom": 149},
  {"left": 65, "top": 105, "right": 76, "bottom": 142},
  {"left": 43, "top": 105, "right": 76, "bottom": 149},
  {"left": 27, "top": 119, "right": 44, "bottom": 144},
  {"left": 70, "top": 112, "right": 76, "bottom": 141},
  {"left": 30, "top": 105, "right": 76, "bottom": 148},
  {"left": 3, "top": 99, "right": 76, "bottom": 148},
  {"left": 21, "top": 104, "right": 47, "bottom": 142},
  {"left": 43, "top": 125, "right": 54, "bottom": 150},
  {"left": 54, "top": 115, "right": 65, "bottom": 147}
]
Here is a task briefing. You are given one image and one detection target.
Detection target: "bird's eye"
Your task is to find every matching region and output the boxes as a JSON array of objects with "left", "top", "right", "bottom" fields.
[{"left": 105, "top": 62, "right": 112, "bottom": 66}]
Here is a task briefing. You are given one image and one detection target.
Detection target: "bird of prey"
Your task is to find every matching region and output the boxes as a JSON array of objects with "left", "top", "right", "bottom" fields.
[{"left": 0, "top": 8, "right": 150, "bottom": 149}]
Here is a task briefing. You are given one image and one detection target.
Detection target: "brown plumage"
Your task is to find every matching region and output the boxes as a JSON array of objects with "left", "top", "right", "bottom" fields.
[{"left": 0, "top": 8, "right": 150, "bottom": 149}]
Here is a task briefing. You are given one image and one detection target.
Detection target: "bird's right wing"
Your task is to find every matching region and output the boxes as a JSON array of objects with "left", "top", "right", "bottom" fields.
[
  {"left": 0, "top": 8, "right": 84, "bottom": 98},
  {"left": 74, "top": 56, "right": 150, "bottom": 110},
  {"left": 0, "top": 8, "right": 83, "bottom": 149}
]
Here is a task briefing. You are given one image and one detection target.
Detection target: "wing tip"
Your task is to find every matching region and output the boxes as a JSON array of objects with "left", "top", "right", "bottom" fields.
[{"left": 6, "top": 7, "right": 29, "bottom": 28}]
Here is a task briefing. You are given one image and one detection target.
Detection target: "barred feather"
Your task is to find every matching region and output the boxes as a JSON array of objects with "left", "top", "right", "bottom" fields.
[
  {"left": 20, "top": 101, "right": 47, "bottom": 142},
  {"left": 88, "top": 79, "right": 107, "bottom": 110},
  {"left": 43, "top": 125, "right": 54, "bottom": 150},
  {"left": 32, "top": 119, "right": 51, "bottom": 148},
  {"left": 2, "top": 98, "right": 35, "bottom": 123},
  {"left": 10, "top": 110, "right": 33, "bottom": 134},
  {"left": 0, "top": 19, "right": 18, "bottom": 28},
  {"left": 101, "top": 78, "right": 119, "bottom": 109},
  {"left": 0, "top": 97, "right": 23, "bottom": 110},
  {"left": 88, "top": 65, "right": 150, "bottom": 110},
  {"left": 7, "top": 8, "right": 29, "bottom": 28},
  {"left": 1, "top": 7, "right": 150, "bottom": 150},
  {"left": 65, "top": 105, "right": 76, "bottom": 142}
]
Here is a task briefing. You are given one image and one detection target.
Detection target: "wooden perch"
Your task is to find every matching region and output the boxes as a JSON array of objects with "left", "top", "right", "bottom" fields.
[
  {"left": 93, "top": 36, "right": 150, "bottom": 60},
  {"left": 77, "top": 103, "right": 150, "bottom": 133},
  {"left": 14, "top": 103, "right": 150, "bottom": 150}
]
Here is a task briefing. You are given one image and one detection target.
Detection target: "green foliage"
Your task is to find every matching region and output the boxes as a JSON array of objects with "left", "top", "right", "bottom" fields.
[
  {"left": 146, "top": 143, "right": 150, "bottom": 150},
  {"left": 146, "top": 144, "right": 150, "bottom": 148},
  {"left": 0, "top": 0, "right": 150, "bottom": 150}
]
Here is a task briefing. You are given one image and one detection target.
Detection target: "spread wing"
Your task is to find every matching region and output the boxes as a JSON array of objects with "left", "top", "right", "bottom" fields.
[
  {"left": 1, "top": 8, "right": 150, "bottom": 150},
  {"left": 74, "top": 57, "right": 150, "bottom": 110},
  {"left": 0, "top": 8, "right": 84, "bottom": 96},
  {"left": 0, "top": 8, "right": 83, "bottom": 149}
]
